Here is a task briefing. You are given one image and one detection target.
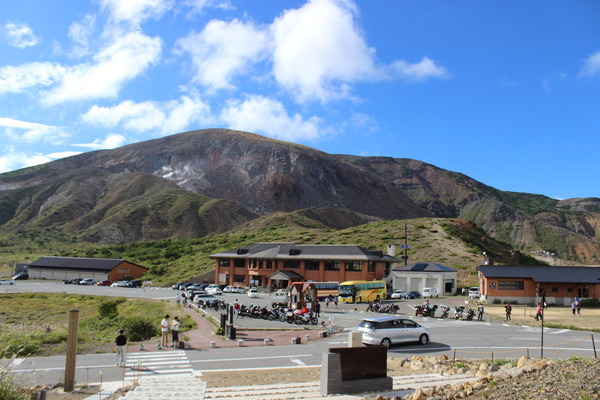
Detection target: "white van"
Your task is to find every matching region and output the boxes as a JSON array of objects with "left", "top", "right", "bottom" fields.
[{"left": 422, "top": 288, "right": 439, "bottom": 298}]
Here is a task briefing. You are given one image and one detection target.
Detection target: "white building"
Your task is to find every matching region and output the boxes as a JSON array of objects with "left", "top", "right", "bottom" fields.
[{"left": 389, "top": 262, "right": 457, "bottom": 296}]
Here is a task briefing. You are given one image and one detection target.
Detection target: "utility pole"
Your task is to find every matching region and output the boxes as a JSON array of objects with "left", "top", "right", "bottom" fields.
[{"left": 402, "top": 223, "right": 409, "bottom": 266}]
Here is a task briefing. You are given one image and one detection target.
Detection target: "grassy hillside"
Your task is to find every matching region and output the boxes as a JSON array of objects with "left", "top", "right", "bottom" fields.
[{"left": 0, "top": 217, "right": 544, "bottom": 287}]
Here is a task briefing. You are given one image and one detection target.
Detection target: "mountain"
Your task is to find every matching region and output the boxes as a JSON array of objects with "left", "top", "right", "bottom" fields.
[{"left": 1, "top": 128, "right": 599, "bottom": 264}]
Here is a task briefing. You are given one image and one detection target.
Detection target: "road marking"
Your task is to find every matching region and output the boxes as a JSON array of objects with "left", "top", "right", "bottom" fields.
[
  {"left": 548, "top": 329, "right": 571, "bottom": 335},
  {"left": 125, "top": 351, "right": 192, "bottom": 378},
  {"left": 290, "top": 358, "right": 306, "bottom": 366}
]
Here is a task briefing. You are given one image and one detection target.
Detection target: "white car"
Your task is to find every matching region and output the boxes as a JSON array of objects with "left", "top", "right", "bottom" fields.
[
  {"left": 0, "top": 279, "right": 15, "bottom": 285},
  {"left": 111, "top": 281, "right": 129, "bottom": 287},
  {"left": 247, "top": 288, "right": 259, "bottom": 298},
  {"left": 468, "top": 287, "right": 481, "bottom": 299},
  {"left": 358, "top": 316, "right": 430, "bottom": 348},
  {"left": 223, "top": 285, "right": 245, "bottom": 293},
  {"left": 79, "top": 278, "right": 95, "bottom": 285},
  {"left": 390, "top": 290, "right": 406, "bottom": 299},
  {"left": 205, "top": 286, "right": 223, "bottom": 295}
]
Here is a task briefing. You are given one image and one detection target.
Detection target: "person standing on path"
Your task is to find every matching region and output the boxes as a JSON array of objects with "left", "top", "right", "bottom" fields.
[
  {"left": 115, "top": 329, "right": 127, "bottom": 366},
  {"left": 334, "top": 296, "right": 338, "bottom": 308},
  {"left": 477, "top": 304, "right": 484, "bottom": 321},
  {"left": 505, "top": 304, "right": 512, "bottom": 321},
  {"left": 171, "top": 316, "right": 180, "bottom": 347},
  {"left": 161, "top": 315, "right": 170, "bottom": 347},
  {"left": 315, "top": 302, "right": 321, "bottom": 318}
]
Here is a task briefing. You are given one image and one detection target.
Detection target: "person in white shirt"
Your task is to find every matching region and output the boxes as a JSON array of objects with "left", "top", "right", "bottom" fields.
[
  {"left": 171, "top": 316, "right": 180, "bottom": 347},
  {"left": 161, "top": 315, "right": 170, "bottom": 347}
]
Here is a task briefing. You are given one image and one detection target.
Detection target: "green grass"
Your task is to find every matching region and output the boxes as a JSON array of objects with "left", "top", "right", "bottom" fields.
[{"left": 0, "top": 293, "right": 194, "bottom": 357}]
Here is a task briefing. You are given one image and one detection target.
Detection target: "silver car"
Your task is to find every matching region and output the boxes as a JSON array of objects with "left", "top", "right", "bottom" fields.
[{"left": 357, "top": 315, "right": 430, "bottom": 348}]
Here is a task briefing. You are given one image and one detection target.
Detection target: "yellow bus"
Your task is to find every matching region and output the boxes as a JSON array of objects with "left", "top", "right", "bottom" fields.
[{"left": 338, "top": 280, "right": 387, "bottom": 303}]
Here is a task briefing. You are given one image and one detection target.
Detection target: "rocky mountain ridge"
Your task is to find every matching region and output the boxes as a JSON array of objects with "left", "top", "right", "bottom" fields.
[{"left": 1, "top": 128, "right": 599, "bottom": 264}]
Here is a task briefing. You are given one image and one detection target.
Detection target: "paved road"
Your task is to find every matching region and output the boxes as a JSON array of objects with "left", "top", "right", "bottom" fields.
[{"left": 4, "top": 281, "right": 599, "bottom": 386}]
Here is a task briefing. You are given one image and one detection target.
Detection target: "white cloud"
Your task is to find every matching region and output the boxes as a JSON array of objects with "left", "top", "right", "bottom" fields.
[
  {"left": 42, "top": 32, "right": 162, "bottom": 105},
  {"left": 176, "top": 18, "right": 269, "bottom": 92},
  {"left": 220, "top": 95, "right": 323, "bottom": 141},
  {"left": 0, "top": 147, "right": 80, "bottom": 173},
  {"left": 270, "top": 0, "right": 448, "bottom": 103},
  {"left": 81, "top": 95, "right": 211, "bottom": 135},
  {"left": 3, "top": 22, "right": 40, "bottom": 48},
  {"left": 182, "top": 0, "right": 235, "bottom": 14},
  {"left": 0, "top": 117, "right": 69, "bottom": 144},
  {"left": 72, "top": 133, "right": 127, "bottom": 149},
  {"left": 387, "top": 57, "right": 448, "bottom": 81},
  {"left": 579, "top": 51, "right": 600, "bottom": 77},
  {"left": 271, "top": 0, "right": 373, "bottom": 103},
  {"left": 68, "top": 14, "right": 96, "bottom": 58},
  {"left": 100, "top": 0, "right": 174, "bottom": 29},
  {"left": 0, "top": 62, "right": 66, "bottom": 94}
]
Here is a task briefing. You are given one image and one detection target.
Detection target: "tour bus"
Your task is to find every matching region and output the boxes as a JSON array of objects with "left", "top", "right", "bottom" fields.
[
  {"left": 311, "top": 281, "right": 340, "bottom": 301},
  {"left": 338, "top": 280, "right": 387, "bottom": 303}
]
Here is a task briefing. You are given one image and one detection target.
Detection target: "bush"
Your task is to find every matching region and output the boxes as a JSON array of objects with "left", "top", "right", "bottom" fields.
[
  {"left": 119, "top": 317, "right": 158, "bottom": 342},
  {"left": 580, "top": 298, "right": 600, "bottom": 308},
  {"left": 98, "top": 301, "right": 119, "bottom": 318},
  {"left": 0, "top": 372, "right": 26, "bottom": 400}
]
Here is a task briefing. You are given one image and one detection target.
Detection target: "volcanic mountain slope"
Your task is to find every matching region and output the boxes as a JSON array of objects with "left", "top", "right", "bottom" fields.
[{"left": 0, "top": 128, "right": 599, "bottom": 263}]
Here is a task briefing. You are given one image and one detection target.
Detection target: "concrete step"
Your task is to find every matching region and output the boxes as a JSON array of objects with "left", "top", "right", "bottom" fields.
[
  {"left": 117, "top": 375, "right": 207, "bottom": 400},
  {"left": 203, "top": 373, "right": 478, "bottom": 400}
]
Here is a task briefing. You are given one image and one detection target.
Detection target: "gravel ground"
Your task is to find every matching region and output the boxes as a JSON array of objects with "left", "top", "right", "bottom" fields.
[{"left": 466, "top": 359, "right": 600, "bottom": 400}]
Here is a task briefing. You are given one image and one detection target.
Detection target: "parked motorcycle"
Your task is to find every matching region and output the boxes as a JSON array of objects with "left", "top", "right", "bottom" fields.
[
  {"left": 454, "top": 305, "right": 465, "bottom": 320},
  {"left": 439, "top": 305, "right": 450, "bottom": 318},
  {"left": 415, "top": 304, "right": 437, "bottom": 317}
]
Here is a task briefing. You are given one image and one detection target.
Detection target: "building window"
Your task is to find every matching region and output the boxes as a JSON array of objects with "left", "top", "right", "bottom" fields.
[
  {"left": 305, "top": 260, "right": 319, "bottom": 270},
  {"left": 551, "top": 287, "right": 558, "bottom": 293},
  {"left": 345, "top": 261, "right": 361, "bottom": 271},
  {"left": 567, "top": 287, "right": 573, "bottom": 293},
  {"left": 234, "top": 274, "right": 245, "bottom": 283},
  {"left": 324, "top": 261, "right": 340, "bottom": 271},
  {"left": 234, "top": 259, "right": 245, "bottom": 268},
  {"left": 284, "top": 259, "right": 299, "bottom": 269},
  {"left": 578, "top": 287, "right": 590, "bottom": 298},
  {"left": 266, "top": 260, "right": 273, "bottom": 269},
  {"left": 219, "top": 259, "right": 230, "bottom": 267},
  {"left": 498, "top": 281, "right": 524, "bottom": 290},
  {"left": 367, "top": 261, "right": 375, "bottom": 272}
]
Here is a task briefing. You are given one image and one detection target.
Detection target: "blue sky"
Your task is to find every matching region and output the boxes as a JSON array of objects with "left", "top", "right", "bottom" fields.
[{"left": 1, "top": 0, "right": 599, "bottom": 200}]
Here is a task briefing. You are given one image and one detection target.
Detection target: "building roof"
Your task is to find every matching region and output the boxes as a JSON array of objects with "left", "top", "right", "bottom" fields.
[
  {"left": 267, "top": 270, "right": 304, "bottom": 280},
  {"left": 392, "top": 262, "right": 457, "bottom": 272},
  {"left": 28, "top": 256, "right": 148, "bottom": 272},
  {"left": 210, "top": 242, "right": 399, "bottom": 262},
  {"left": 477, "top": 265, "right": 600, "bottom": 284}
]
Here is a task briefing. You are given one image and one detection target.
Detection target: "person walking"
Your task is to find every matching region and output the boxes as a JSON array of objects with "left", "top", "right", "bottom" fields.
[
  {"left": 315, "top": 302, "right": 321, "bottom": 318},
  {"left": 505, "top": 304, "right": 512, "bottom": 321},
  {"left": 115, "top": 329, "right": 127, "bottom": 367},
  {"left": 571, "top": 300, "right": 577, "bottom": 315},
  {"left": 161, "top": 315, "right": 170, "bottom": 348},
  {"left": 171, "top": 316, "right": 180, "bottom": 347},
  {"left": 334, "top": 296, "right": 338, "bottom": 308},
  {"left": 477, "top": 304, "right": 484, "bottom": 321},
  {"left": 534, "top": 304, "right": 543, "bottom": 321}
]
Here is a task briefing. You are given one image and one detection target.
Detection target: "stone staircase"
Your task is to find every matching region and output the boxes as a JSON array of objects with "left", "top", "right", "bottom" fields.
[
  {"left": 203, "top": 373, "right": 478, "bottom": 400},
  {"left": 116, "top": 375, "right": 207, "bottom": 400},
  {"left": 114, "top": 372, "right": 478, "bottom": 400}
]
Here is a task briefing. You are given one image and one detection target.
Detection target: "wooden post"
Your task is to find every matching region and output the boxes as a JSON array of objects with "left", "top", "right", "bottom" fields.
[
  {"left": 64, "top": 309, "right": 79, "bottom": 392},
  {"left": 592, "top": 335, "right": 597, "bottom": 359}
]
